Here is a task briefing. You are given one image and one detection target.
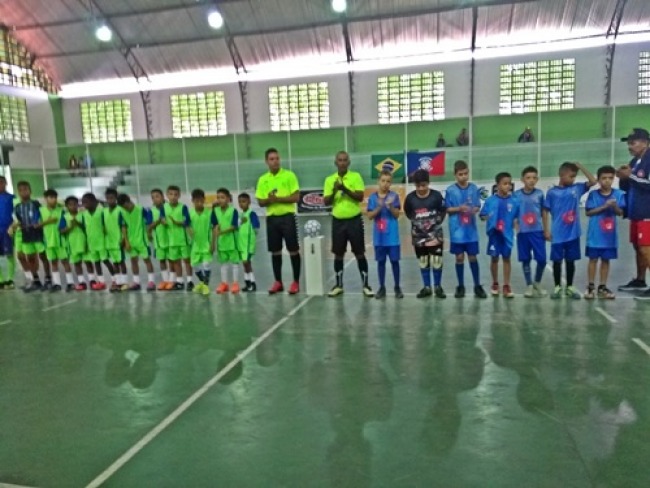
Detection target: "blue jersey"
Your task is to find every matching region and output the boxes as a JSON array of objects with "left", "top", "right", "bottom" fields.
[
  {"left": 367, "top": 191, "right": 401, "bottom": 247},
  {"left": 0, "top": 191, "right": 14, "bottom": 229},
  {"left": 586, "top": 189, "right": 626, "bottom": 249},
  {"left": 543, "top": 183, "right": 590, "bottom": 244},
  {"left": 514, "top": 188, "right": 544, "bottom": 233},
  {"left": 620, "top": 151, "right": 650, "bottom": 220},
  {"left": 480, "top": 194, "right": 519, "bottom": 248},
  {"left": 14, "top": 200, "right": 43, "bottom": 243},
  {"left": 445, "top": 183, "right": 481, "bottom": 243}
]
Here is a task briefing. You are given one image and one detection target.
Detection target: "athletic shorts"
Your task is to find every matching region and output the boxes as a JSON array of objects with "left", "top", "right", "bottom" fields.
[
  {"left": 128, "top": 245, "right": 151, "bottom": 259},
  {"left": 191, "top": 250, "right": 213, "bottom": 267},
  {"left": 84, "top": 249, "right": 108, "bottom": 262},
  {"left": 630, "top": 220, "right": 650, "bottom": 246},
  {"left": 168, "top": 245, "right": 190, "bottom": 261},
  {"left": 375, "top": 245, "right": 400, "bottom": 262},
  {"left": 20, "top": 241, "right": 45, "bottom": 256},
  {"left": 107, "top": 248, "right": 125, "bottom": 264},
  {"left": 450, "top": 241, "right": 479, "bottom": 256},
  {"left": 69, "top": 252, "right": 84, "bottom": 265},
  {"left": 331, "top": 215, "right": 365, "bottom": 256},
  {"left": 517, "top": 231, "right": 547, "bottom": 263},
  {"left": 0, "top": 229, "right": 13, "bottom": 255},
  {"left": 487, "top": 232, "right": 513, "bottom": 259},
  {"left": 218, "top": 250, "right": 241, "bottom": 264},
  {"left": 154, "top": 247, "right": 169, "bottom": 261},
  {"left": 551, "top": 238, "right": 581, "bottom": 262},
  {"left": 240, "top": 250, "right": 255, "bottom": 263},
  {"left": 414, "top": 245, "right": 443, "bottom": 258},
  {"left": 585, "top": 247, "right": 617, "bottom": 260},
  {"left": 267, "top": 214, "right": 299, "bottom": 253},
  {"left": 45, "top": 246, "right": 69, "bottom": 261}
]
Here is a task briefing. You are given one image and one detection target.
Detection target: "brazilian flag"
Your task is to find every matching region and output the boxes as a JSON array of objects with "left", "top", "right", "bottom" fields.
[{"left": 371, "top": 153, "right": 405, "bottom": 180}]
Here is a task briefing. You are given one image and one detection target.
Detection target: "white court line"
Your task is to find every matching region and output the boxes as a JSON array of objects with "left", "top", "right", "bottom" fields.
[
  {"left": 0, "top": 320, "right": 11, "bottom": 326},
  {"left": 84, "top": 296, "right": 313, "bottom": 488},
  {"left": 595, "top": 307, "right": 618, "bottom": 324},
  {"left": 632, "top": 338, "right": 650, "bottom": 356},
  {"left": 41, "top": 299, "right": 77, "bottom": 312},
  {"left": 0, "top": 483, "right": 39, "bottom": 488}
]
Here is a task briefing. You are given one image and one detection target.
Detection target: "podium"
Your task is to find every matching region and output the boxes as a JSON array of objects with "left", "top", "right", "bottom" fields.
[{"left": 304, "top": 236, "right": 326, "bottom": 295}]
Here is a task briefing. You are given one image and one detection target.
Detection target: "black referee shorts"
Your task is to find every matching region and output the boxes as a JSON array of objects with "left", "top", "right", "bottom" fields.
[
  {"left": 331, "top": 215, "right": 366, "bottom": 256},
  {"left": 266, "top": 214, "right": 300, "bottom": 253}
]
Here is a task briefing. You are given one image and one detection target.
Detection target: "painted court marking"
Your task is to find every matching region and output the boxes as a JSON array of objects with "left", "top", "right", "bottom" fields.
[
  {"left": 632, "top": 338, "right": 650, "bottom": 356},
  {"left": 84, "top": 296, "right": 313, "bottom": 488},
  {"left": 0, "top": 320, "right": 12, "bottom": 326},
  {"left": 595, "top": 307, "right": 618, "bottom": 324},
  {"left": 0, "top": 483, "right": 39, "bottom": 488},
  {"left": 41, "top": 299, "right": 77, "bottom": 312}
]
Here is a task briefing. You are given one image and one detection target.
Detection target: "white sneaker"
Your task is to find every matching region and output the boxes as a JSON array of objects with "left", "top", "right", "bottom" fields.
[
  {"left": 533, "top": 282, "right": 548, "bottom": 297},
  {"left": 524, "top": 285, "right": 535, "bottom": 298}
]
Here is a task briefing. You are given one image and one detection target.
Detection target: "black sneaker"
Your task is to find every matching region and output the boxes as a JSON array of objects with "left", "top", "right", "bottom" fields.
[
  {"left": 50, "top": 284, "right": 62, "bottom": 292},
  {"left": 186, "top": 282, "right": 195, "bottom": 292},
  {"left": 474, "top": 285, "right": 488, "bottom": 299},
  {"left": 24, "top": 282, "right": 40, "bottom": 293},
  {"left": 619, "top": 279, "right": 647, "bottom": 292},
  {"left": 375, "top": 286, "right": 386, "bottom": 299},
  {"left": 417, "top": 286, "right": 433, "bottom": 298},
  {"left": 0, "top": 281, "right": 5, "bottom": 290},
  {"left": 173, "top": 283, "right": 185, "bottom": 291},
  {"left": 634, "top": 288, "right": 650, "bottom": 302},
  {"left": 66, "top": 284, "right": 75, "bottom": 293},
  {"left": 435, "top": 286, "right": 447, "bottom": 299},
  {"left": 395, "top": 287, "right": 404, "bottom": 299},
  {"left": 4, "top": 280, "right": 15, "bottom": 290},
  {"left": 455, "top": 286, "right": 465, "bottom": 298},
  {"left": 248, "top": 282, "right": 257, "bottom": 292},
  {"left": 242, "top": 280, "right": 251, "bottom": 292},
  {"left": 42, "top": 280, "right": 52, "bottom": 292}
]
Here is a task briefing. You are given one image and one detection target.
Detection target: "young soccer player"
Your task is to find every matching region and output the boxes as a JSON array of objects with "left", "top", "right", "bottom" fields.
[
  {"left": 164, "top": 185, "right": 192, "bottom": 291},
  {"left": 104, "top": 188, "right": 126, "bottom": 292},
  {"left": 367, "top": 169, "right": 402, "bottom": 299},
  {"left": 404, "top": 169, "right": 447, "bottom": 299},
  {"left": 238, "top": 192, "right": 260, "bottom": 292},
  {"left": 40, "top": 189, "right": 74, "bottom": 292},
  {"left": 213, "top": 187, "right": 241, "bottom": 294},
  {"left": 480, "top": 173, "right": 519, "bottom": 298},
  {"left": 148, "top": 188, "right": 171, "bottom": 290},
  {"left": 11, "top": 181, "right": 45, "bottom": 292},
  {"left": 514, "top": 166, "right": 548, "bottom": 298},
  {"left": 59, "top": 196, "right": 88, "bottom": 291},
  {"left": 584, "top": 166, "right": 626, "bottom": 299},
  {"left": 0, "top": 175, "right": 16, "bottom": 289},
  {"left": 117, "top": 193, "right": 156, "bottom": 291},
  {"left": 81, "top": 192, "right": 111, "bottom": 291},
  {"left": 543, "top": 161, "right": 597, "bottom": 299},
  {"left": 188, "top": 189, "right": 216, "bottom": 296},
  {"left": 445, "top": 160, "right": 487, "bottom": 298}
]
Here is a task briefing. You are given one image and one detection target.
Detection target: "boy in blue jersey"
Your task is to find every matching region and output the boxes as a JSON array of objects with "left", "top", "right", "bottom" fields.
[
  {"left": 480, "top": 172, "right": 519, "bottom": 298},
  {"left": 515, "top": 166, "right": 548, "bottom": 298},
  {"left": 0, "top": 175, "right": 16, "bottom": 289},
  {"left": 367, "top": 170, "right": 402, "bottom": 299},
  {"left": 11, "top": 181, "right": 45, "bottom": 292},
  {"left": 543, "top": 161, "right": 597, "bottom": 299},
  {"left": 584, "top": 166, "right": 626, "bottom": 299},
  {"left": 445, "top": 160, "right": 487, "bottom": 298}
]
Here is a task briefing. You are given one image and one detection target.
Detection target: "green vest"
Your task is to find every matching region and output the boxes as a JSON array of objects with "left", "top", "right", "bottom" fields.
[
  {"left": 189, "top": 208, "right": 213, "bottom": 253},
  {"left": 214, "top": 206, "right": 238, "bottom": 251},
  {"left": 40, "top": 204, "right": 64, "bottom": 249},
  {"left": 238, "top": 208, "right": 256, "bottom": 255},
  {"left": 103, "top": 206, "right": 123, "bottom": 250},
  {"left": 150, "top": 205, "right": 168, "bottom": 249},
  {"left": 164, "top": 203, "right": 189, "bottom": 247},
  {"left": 83, "top": 209, "right": 105, "bottom": 252},
  {"left": 63, "top": 211, "right": 87, "bottom": 255},
  {"left": 122, "top": 205, "right": 147, "bottom": 248}
]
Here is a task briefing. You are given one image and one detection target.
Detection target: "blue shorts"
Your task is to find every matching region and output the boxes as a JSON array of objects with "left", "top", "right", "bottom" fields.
[
  {"left": 487, "top": 232, "right": 512, "bottom": 259},
  {"left": 517, "top": 231, "right": 547, "bottom": 263},
  {"left": 551, "top": 238, "right": 581, "bottom": 262},
  {"left": 585, "top": 247, "right": 617, "bottom": 260},
  {"left": 375, "top": 245, "right": 400, "bottom": 262},
  {"left": 0, "top": 229, "right": 13, "bottom": 256},
  {"left": 450, "top": 241, "right": 479, "bottom": 256}
]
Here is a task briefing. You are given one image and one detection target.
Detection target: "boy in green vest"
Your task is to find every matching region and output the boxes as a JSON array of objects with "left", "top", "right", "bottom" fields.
[
  {"left": 148, "top": 188, "right": 171, "bottom": 290},
  {"left": 59, "top": 196, "right": 88, "bottom": 291},
  {"left": 81, "top": 192, "right": 111, "bottom": 291},
  {"left": 40, "top": 189, "right": 73, "bottom": 292},
  {"left": 118, "top": 193, "right": 156, "bottom": 291},
  {"left": 188, "top": 189, "right": 216, "bottom": 296},
  {"left": 213, "top": 187, "right": 241, "bottom": 294},
  {"left": 104, "top": 188, "right": 127, "bottom": 292},
  {"left": 164, "top": 185, "right": 192, "bottom": 291},
  {"left": 238, "top": 192, "right": 260, "bottom": 292}
]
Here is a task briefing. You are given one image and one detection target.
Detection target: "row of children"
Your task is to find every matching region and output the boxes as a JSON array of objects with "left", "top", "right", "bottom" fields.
[
  {"left": 5, "top": 181, "right": 260, "bottom": 295},
  {"left": 364, "top": 159, "right": 621, "bottom": 299}
]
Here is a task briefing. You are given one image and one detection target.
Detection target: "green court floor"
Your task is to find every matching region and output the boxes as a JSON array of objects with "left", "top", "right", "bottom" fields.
[{"left": 1, "top": 218, "right": 650, "bottom": 487}]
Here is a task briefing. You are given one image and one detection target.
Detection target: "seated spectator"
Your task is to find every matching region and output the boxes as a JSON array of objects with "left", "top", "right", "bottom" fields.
[
  {"left": 436, "top": 133, "right": 446, "bottom": 148},
  {"left": 518, "top": 127, "right": 534, "bottom": 143},
  {"left": 456, "top": 128, "right": 469, "bottom": 146},
  {"left": 68, "top": 155, "right": 79, "bottom": 176}
]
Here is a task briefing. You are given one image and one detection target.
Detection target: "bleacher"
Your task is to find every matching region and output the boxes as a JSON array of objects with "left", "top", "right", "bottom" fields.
[{"left": 45, "top": 167, "right": 129, "bottom": 200}]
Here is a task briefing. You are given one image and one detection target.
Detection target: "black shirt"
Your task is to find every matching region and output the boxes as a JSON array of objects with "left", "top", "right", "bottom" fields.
[{"left": 404, "top": 190, "right": 446, "bottom": 247}]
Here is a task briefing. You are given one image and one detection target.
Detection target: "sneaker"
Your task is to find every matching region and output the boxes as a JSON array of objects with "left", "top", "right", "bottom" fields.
[
  {"left": 417, "top": 286, "right": 433, "bottom": 298},
  {"left": 0, "top": 281, "right": 5, "bottom": 290},
  {"left": 533, "top": 282, "right": 548, "bottom": 297},
  {"left": 23, "top": 282, "right": 39, "bottom": 293},
  {"left": 172, "top": 283, "right": 184, "bottom": 291},
  {"left": 42, "top": 280, "right": 52, "bottom": 292},
  {"left": 4, "top": 280, "right": 15, "bottom": 290},
  {"left": 242, "top": 280, "right": 252, "bottom": 292},
  {"left": 288, "top": 281, "right": 300, "bottom": 295},
  {"left": 328, "top": 285, "right": 344, "bottom": 297},
  {"left": 65, "top": 284, "right": 75, "bottom": 293},
  {"left": 50, "top": 284, "right": 62, "bottom": 293},
  {"left": 618, "top": 278, "right": 647, "bottom": 292},
  {"left": 146, "top": 282, "right": 156, "bottom": 292},
  {"left": 634, "top": 288, "right": 650, "bottom": 301},
  {"left": 395, "top": 287, "right": 404, "bottom": 299},
  {"left": 164, "top": 281, "right": 176, "bottom": 291},
  {"left": 201, "top": 283, "right": 211, "bottom": 296},
  {"left": 231, "top": 282, "right": 240, "bottom": 294},
  {"left": 524, "top": 285, "right": 535, "bottom": 298},
  {"left": 92, "top": 281, "right": 106, "bottom": 291},
  {"left": 434, "top": 286, "right": 446, "bottom": 299},
  {"left": 598, "top": 286, "right": 615, "bottom": 300},
  {"left": 193, "top": 282, "right": 204, "bottom": 294},
  {"left": 375, "top": 286, "right": 386, "bottom": 299},
  {"left": 119, "top": 284, "right": 129, "bottom": 292},
  {"left": 186, "top": 282, "right": 195, "bottom": 292},
  {"left": 128, "top": 283, "right": 141, "bottom": 292},
  {"left": 248, "top": 282, "right": 257, "bottom": 292},
  {"left": 268, "top": 281, "right": 284, "bottom": 295},
  {"left": 454, "top": 286, "right": 466, "bottom": 298},
  {"left": 474, "top": 285, "right": 488, "bottom": 299},
  {"left": 362, "top": 285, "right": 374, "bottom": 297},
  {"left": 550, "top": 285, "right": 563, "bottom": 299},
  {"left": 75, "top": 283, "right": 88, "bottom": 292},
  {"left": 491, "top": 283, "right": 500, "bottom": 296},
  {"left": 110, "top": 282, "right": 120, "bottom": 293},
  {"left": 157, "top": 281, "right": 168, "bottom": 291},
  {"left": 565, "top": 286, "right": 581, "bottom": 300},
  {"left": 584, "top": 286, "right": 596, "bottom": 300},
  {"left": 216, "top": 282, "right": 229, "bottom": 294},
  {"left": 502, "top": 285, "right": 514, "bottom": 298}
]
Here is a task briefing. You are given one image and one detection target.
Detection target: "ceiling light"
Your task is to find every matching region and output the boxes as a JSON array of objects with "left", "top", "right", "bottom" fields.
[
  {"left": 332, "top": 0, "right": 347, "bottom": 14},
  {"left": 207, "top": 10, "right": 224, "bottom": 29},
  {"left": 95, "top": 24, "right": 112, "bottom": 42}
]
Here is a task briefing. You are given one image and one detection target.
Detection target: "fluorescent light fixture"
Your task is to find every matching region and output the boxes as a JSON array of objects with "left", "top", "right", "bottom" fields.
[
  {"left": 331, "top": 0, "right": 347, "bottom": 13},
  {"left": 95, "top": 24, "right": 112, "bottom": 42},
  {"left": 207, "top": 10, "right": 224, "bottom": 29}
]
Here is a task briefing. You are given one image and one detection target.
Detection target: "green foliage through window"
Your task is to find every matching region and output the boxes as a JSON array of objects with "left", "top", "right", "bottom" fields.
[
  {"left": 0, "top": 94, "right": 30, "bottom": 142},
  {"left": 377, "top": 72, "right": 445, "bottom": 124},
  {"left": 170, "top": 91, "right": 227, "bottom": 138},
  {"left": 269, "top": 83, "right": 329, "bottom": 131},
  {"left": 80, "top": 99, "right": 133, "bottom": 143}
]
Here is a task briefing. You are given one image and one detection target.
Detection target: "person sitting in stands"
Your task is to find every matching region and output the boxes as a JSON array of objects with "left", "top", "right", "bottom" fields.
[
  {"left": 436, "top": 133, "right": 447, "bottom": 148},
  {"left": 518, "top": 127, "right": 535, "bottom": 143},
  {"left": 68, "top": 155, "right": 79, "bottom": 176},
  {"left": 456, "top": 128, "right": 469, "bottom": 146}
]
